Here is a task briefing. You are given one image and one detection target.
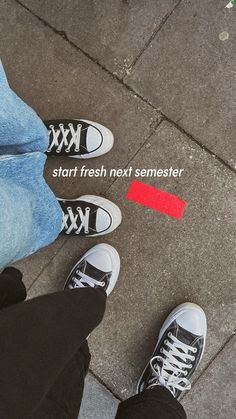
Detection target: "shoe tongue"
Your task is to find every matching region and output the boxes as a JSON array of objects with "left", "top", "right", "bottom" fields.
[
  {"left": 65, "top": 200, "right": 97, "bottom": 233},
  {"left": 155, "top": 323, "right": 192, "bottom": 379},
  {"left": 152, "top": 359, "right": 175, "bottom": 385},
  {"left": 82, "top": 260, "right": 106, "bottom": 281},
  {"left": 79, "top": 201, "right": 97, "bottom": 232},
  {"left": 174, "top": 323, "right": 197, "bottom": 346}
]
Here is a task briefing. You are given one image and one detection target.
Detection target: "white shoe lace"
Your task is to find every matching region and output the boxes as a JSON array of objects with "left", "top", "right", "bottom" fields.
[
  {"left": 48, "top": 123, "right": 82, "bottom": 153},
  {"left": 147, "top": 332, "right": 197, "bottom": 397},
  {"left": 62, "top": 206, "right": 91, "bottom": 234},
  {"left": 69, "top": 269, "right": 106, "bottom": 289}
]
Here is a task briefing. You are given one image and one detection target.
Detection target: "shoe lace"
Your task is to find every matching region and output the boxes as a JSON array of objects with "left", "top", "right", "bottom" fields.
[
  {"left": 48, "top": 123, "right": 82, "bottom": 153},
  {"left": 62, "top": 206, "right": 91, "bottom": 234},
  {"left": 69, "top": 269, "right": 106, "bottom": 289},
  {"left": 147, "top": 332, "right": 197, "bottom": 397}
]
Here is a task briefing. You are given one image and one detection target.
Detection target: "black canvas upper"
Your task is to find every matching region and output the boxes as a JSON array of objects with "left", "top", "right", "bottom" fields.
[
  {"left": 59, "top": 199, "right": 112, "bottom": 236},
  {"left": 45, "top": 119, "right": 103, "bottom": 156},
  {"left": 64, "top": 259, "right": 111, "bottom": 293},
  {"left": 138, "top": 319, "right": 204, "bottom": 399}
]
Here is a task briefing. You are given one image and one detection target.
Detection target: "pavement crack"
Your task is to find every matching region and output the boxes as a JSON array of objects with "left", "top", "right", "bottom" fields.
[
  {"left": 181, "top": 332, "right": 236, "bottom": 400},
  {"left": 14, "top": 0, "right": 236, "bottom": 176},
  {"left": 26, "top": 237, "right": 69, "bottom": 293},
  {"left": 104, "top": 115, "right": 163, "bottom": 196},
  {"left": 88, "top": 368, "right": 122, "bottom": 401},
  {"left": 162, "top": 114, "right": 236, "bottom": 175},
  {"left": 13, "top": 0, "right": 162, "bottom": 113},
  {"left": 122, "top": 0, "right": 183, "bottom": 80}
]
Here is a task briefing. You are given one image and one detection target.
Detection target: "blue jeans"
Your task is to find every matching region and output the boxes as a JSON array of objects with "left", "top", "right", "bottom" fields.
[{"left": 0, "top": 61, "right": 63, "bottom": 268}]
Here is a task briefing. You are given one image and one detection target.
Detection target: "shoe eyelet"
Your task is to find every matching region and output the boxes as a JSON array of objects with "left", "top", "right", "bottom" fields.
[
  {"left": 160, "top": 348, "right": 164, "bottom": 353},
  {"left": 68, "top": 123, "right": 73, "bottom": 127},
  {"left": 184, "top": 370, "right": 188, "bottom": 376},
  {"left": 164, "top": 339, "right": 168, "bottom": 345},
  {"left": 189, "top": 364, "right": 192, "bottom": 368},
  {"left": 85, "top": 207, "right": 90, "bottom": 211},
  {"left": 59, "top": 123, "right": 64, "bottom": 127},
  {"left": 168, "top": 332, "right": 172, "bottom": 338},
  {"left": 193, "top": 347, "right": 197, "bottom": 353},
  {"left": 191, "top": 356, "right": 195, "bottom": 362}
]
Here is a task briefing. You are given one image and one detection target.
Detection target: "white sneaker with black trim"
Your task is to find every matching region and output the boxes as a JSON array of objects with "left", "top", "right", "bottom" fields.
[
  {"left": 137, "top": 303, "right": 207, "bottom": 399},
  {"left": 64, "top": 244, "right": 120, "bottom": 296},
  {"left": 45, "top": 119, "right": 114, "bottom": 158},
  {"left": 58, "top": 195, "right": 122, "bottom": 236}
]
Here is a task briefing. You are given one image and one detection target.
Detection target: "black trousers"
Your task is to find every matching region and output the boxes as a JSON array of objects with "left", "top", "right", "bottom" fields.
[{"left": 0, "top": 267, "right": 187, "bottom": 419}]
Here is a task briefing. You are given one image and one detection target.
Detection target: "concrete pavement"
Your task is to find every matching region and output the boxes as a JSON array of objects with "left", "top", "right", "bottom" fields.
[{"left": 0, "top": 0, "right": 235, "bottom": 417}]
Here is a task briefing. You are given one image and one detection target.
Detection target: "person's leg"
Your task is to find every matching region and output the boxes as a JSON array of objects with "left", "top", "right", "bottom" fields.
[
  {"left": 116, "top": 387, "right": 186, "bottom": 419},
  {"left": 0, "top": 153, "right": 63, "bottom": 268},
  {"left": 115, "top": 303, "right": 207, "bottom": 419},
  {"left": 0, "top": 267, "right": 26, "bottom": 309},
  {"left": 0, "top": 61, "right": 63, "bottom": 267},
  {"left": 0, "top": 243, "right": 120, "bottom": 419},
  {"left": 0, "top": 61, "right": 122, "bottom": 267},
  {"left": 0, "top": 267, "right": 84, "bottom": 418},
  {"left": 0, "top": 60, "right": 48, "bottom": 154},
  {"left": 0, "top": 287, "right": 106, "bottom": 419},
  {"left": 33, "top": 341, "right": 91, "bottom": 419},
  {"left": 32, "top": 243, "right": 120, "bottom": 419}
]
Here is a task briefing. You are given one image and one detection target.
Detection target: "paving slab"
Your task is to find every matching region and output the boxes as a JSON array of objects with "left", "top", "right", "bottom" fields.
[
  {"left": 125, "top": 0, "right": 236, "bottom": 168},
  {"left": 0, "top": 0, "right": 158, "bottom": 199},
  {"left": 19, "top": 0, "right": 179, "bottom": 79},
  {"left": 30, "top": 121, "right": 236, "bottom": 401},
  {"left": 183, "top": 335, "right": 236, "bottom": 419},
  {"left": 80, "top": 373, "right": 119, "bottom": 419}
]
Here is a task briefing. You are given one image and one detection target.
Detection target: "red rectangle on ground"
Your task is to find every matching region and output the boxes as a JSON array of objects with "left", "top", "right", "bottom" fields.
[{"left": 126, "top": 180, "right": 186, "bottom": 219}]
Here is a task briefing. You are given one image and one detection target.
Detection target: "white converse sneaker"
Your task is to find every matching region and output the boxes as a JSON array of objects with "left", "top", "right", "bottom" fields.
[
  {"left": 45, "top": 119, "right": 114, "bottom": 158},
  {"left": 64, "top": 244, "right": 120, "bottom": 296},
  {"left": 138, "top": 303, "right": 207, "bottom": 399},
  {"left": 58, "top": 195, "right": 122, "bottom": 236}
]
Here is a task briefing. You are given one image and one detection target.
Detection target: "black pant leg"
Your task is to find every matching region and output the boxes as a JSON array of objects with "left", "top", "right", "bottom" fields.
[
  {"left": 0, "top": 267, "right": 26, "bottom": 308},
  {"left": 115, "top": 387, "right": 187, "bottom": 419},
  {"left": 33, "top": 341, "right": 91, "bottom": 419},
  {"left": 0, "top": 287, "right": 106, "bottom": 419}
]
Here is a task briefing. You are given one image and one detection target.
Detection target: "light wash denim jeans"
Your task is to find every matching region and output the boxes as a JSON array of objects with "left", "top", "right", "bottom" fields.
[{"left": 0, "top": 61, "right": 63, "bottom": 268}]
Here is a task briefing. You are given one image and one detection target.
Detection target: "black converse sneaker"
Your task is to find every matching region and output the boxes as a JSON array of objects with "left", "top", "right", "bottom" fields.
[
  {"left": 64, "top": 244, "right": 120, "bottom": 296},
  {"left": 138, "top": 303, "right": 207, "bottom": 399},
  {"left": 45, "top": 119, "right": 114, "bottom": 158},
  {"left": 58, "top": 195, "right": 122, "bottom": 236}
]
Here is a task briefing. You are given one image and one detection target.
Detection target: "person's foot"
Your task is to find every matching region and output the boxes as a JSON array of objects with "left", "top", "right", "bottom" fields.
[
  {"left": 64, "top": 244, "right": 120, "bottom": 296},
  {"left": 137, "top": 303, "right": 207, "bottom": 399},
  {"left": 45, "top": 119, "right": 114, "bottom": 158},
  {"left": 58, "top": 195, "right": 122, "bottom": 236}
]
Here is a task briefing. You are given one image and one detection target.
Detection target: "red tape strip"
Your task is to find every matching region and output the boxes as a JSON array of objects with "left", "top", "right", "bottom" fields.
[{"left": 126, "top": 180, "right": 186, "bottom": 219}]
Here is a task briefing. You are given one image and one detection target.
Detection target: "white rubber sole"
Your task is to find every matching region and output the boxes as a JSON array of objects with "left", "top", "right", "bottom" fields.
[
  {"left": 97, "top": 243, "right": 120, "bottom": 295},
  {"left": 61, "top": 195, "right": 122, "bottom": 236},
  {"left": 69, "top": 119, "right": 114, "bottom": 159},
  {"left": 65, "top": 243, "right": 120, "bottom": 296},
  {"left": 158, "top": 303, "right": 207, "bottom": 355},
  {"left": 137, "top": 303, "right": 207, "bottom": 393}
]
